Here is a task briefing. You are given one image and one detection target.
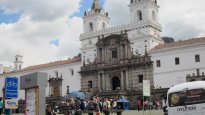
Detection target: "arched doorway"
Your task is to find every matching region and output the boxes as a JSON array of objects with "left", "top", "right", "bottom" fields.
[
  {"left": 190, "top": 79, "right": 196, "bottom": 82},
  {"left": 53, "top": 87, "right": 60, "bottom": 96},
  {"left": 112, "top": 76, "right": 120, "bottom": 90}
]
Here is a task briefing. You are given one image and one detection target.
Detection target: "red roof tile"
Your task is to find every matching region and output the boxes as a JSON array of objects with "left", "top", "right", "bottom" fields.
[
  {"left": 152, "top": 37, "right": 205, "bottom": 50},
  {"left": 22, "top": 57, "right": 81, "bottom": 71}
]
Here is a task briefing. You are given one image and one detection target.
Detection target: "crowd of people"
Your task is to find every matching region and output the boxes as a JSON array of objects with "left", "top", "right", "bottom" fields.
[
  {"left": 46, "top": 96, "right": 118, "bottom": 115},
  {"left": 136, "top": 99, "right": 163, "bottom": 111},
  {"left": 46, "top": 96, "right": 166, "bottom": 115}
]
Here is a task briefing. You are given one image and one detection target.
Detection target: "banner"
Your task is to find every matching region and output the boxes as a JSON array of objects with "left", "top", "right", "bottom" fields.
[
  {"left": 5, "top": 99, "right": 18, "bottom": 109},
  {"left": 143, "top": 80, "right": 150, "bottom": 96}
]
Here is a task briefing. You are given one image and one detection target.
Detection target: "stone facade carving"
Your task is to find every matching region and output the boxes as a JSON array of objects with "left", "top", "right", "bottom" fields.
[
  {"left": 48, "top": 74, "right": 63, "bottom": 97},
  {"left": 80, "top": 34, "right": 154, "bottom": 98},
  {"left": 186, "top": 69, "right": 205, "bottom": 82}
]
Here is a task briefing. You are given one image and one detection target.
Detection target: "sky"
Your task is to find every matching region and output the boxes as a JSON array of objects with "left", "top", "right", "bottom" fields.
[{"left": 0, "top": 0, "right": 205, "bottom": 68}]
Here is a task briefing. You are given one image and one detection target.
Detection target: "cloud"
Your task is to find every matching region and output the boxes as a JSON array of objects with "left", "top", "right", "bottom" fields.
[
  {"left": 104, "top": 0, "right": 205, "bottom": 39},
  {"left": 0, "top": 0, "right": 205, "bottom": 68},
  {"left": 50, "top": 39, "right": 60, "bottom": 47},
  {"left": 0, "top": 0, "right": 82, "bottom": 67},
  {"left": 0, "top": 0, "right": 81, "bottom": 22},
  {"left": 158, "top": 0, "right": 205, "bottom": 39},
  {"left": 104, "top": 0, "right": 130, "bottom": 26}
]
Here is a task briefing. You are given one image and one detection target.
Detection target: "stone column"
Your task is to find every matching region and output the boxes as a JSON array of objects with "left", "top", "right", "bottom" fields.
[
  {"left": 102, "top": 49, "right": 105, "bottom": 62},
  {"left": 98, "top": 74, "right": 101, "bottom": 91},
  {"left": 120, "top": 45, "right": 123, "bottom": 59},
  {"left": 120, "top": 71, "right": 124, "bottom": 90},
  {"left": 125, "top": 70, "right": 129, "bottom": 90},
  {"left": 125, "top": 44, "right": 128, "bottom": 59},
  {"left": 102, "top": 73, "right": 105, "bottom": 91}
]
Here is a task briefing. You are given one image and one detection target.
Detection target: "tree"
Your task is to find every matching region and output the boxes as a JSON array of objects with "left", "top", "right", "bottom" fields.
[
  {"left": 162, "top": 37, "right": 174, "bottom": 43},
  {"left": 73, "top": 53, "right": 81, "bottom": 58}
]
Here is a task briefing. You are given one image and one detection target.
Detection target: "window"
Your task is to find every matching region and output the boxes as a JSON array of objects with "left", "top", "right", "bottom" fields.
[
  {"left": 168, "top": 89, "right": 205, "bottom": 107},
  {"left": 175, "top": 57, "right": 180, "bottom": 65},
  {"left": 89, "top": 22, "right": 93, "bottom": 31},
  {"left": 102, "top": 22, "right": 106, "bottom": 29},
  {"left": 16, "top": 58, "right": 18, "bottom": 61},
  {"left": 55, "top": 71, "right": 59, "bottom": 77},
  {"left": 70, "top": 69, "right": 74, "bottom": 76},
  {"left": 138, "top": 75, "right": 143, "bottom": 83},
  {"left": 112, "top": 50, "right": 118, "bottom": 58},
  {"left": 195, "top": 54, "right": 200, "bottom": 62},
  {"left": 156, "top": 60, "right": 161, "bottom": 67},
  {"left": 155, "top": 0, "right": 157, "bottom": 4},
  {"left": 88, "top": 81, "right": 93, "bottom": 88},
  {"left": 137, "top": 10, "right": 142, "bottom": 21},
  {"left": 152, "top": 11, "right": 156, "bottom": 21}
]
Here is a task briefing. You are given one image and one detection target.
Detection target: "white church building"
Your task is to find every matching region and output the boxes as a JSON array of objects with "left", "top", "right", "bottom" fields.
[{"left": 0, "top": 0, "right": 205, "bottom": 99}]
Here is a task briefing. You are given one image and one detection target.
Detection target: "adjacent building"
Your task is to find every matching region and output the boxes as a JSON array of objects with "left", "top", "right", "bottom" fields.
[
  {"left": 151, "top": 37, "right": 205, "bottom": 88},
  {"left": 0, "top": 56, "right": 81, "bottom": 99}
]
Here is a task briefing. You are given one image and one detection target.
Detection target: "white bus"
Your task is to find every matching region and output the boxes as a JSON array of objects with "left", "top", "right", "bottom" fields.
[{"left": 167, "top": 81, "right": 205, "bottom": 115}]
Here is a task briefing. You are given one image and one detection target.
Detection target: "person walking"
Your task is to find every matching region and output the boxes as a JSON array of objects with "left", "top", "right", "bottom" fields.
[
  {"left": 0, "top": 97, "right": 3, "bottom": 115},
  {"left": 46, "top": 105, "right": 55, "bottom": 115}
]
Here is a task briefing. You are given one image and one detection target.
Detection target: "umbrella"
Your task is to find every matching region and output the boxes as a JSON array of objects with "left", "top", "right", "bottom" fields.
[{"left": 70, "top": 91, "right": 85, "bottom": 99}]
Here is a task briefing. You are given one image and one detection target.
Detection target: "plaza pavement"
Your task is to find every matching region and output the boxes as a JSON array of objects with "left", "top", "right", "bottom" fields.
[{"left": 11, "top": 110, "right": 164, "bottom": 115}]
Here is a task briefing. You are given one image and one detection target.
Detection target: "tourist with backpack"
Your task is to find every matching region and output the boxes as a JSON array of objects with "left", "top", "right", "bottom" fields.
[
  {"left": 102, "top": 98, "right": 111, "bottom": 115},
  {"left": 87, "top": 97, "right": 97, "bottom": 115}
]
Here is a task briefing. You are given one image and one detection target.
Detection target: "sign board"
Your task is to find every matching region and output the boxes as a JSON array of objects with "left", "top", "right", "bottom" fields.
[
  {"left": 20, "top": 72, "right": 47, "bottom": 115},
  {"left": 5, "top": 99, "right": 18, "bottom": 109},
  {"left": 143, "top": 80, "right": 150, "bottom": 96},
  {"left": 5, "top": 77, "right": 18, "bottom": 98},
  {"left": 26, "top": 88, "right": 38, "bottom": 115},
  {"left": 20, "top": 72, "right": 47, "bottom": 90}
]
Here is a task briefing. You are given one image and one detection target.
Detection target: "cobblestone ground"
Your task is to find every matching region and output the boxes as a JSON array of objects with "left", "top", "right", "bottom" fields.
[{"left": 11, "top": 110, "right": 163, "bottom": 115}]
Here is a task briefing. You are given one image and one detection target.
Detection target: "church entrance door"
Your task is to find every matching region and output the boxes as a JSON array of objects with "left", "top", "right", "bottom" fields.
[{"left": 112, "top": 76, "right": 120, "bottom": 90}]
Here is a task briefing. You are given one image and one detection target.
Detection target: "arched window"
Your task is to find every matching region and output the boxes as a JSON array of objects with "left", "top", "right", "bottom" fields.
[
  {"left": 102, "top": 22, "right": 106, "bottom": 29},
  {"left": 89, "top": 22, "right": 93, "bottom": 31},
  {"left": 19, "top": 65, "right": 21, "bottom": 70},
  {"left": 155, "top": 0, "right": 157, "bottom": 4},
  {"left": 152, "top": 10, "right": 156, "bottom": 21},
  {"left": 137, "top": 10, "right": 142, "bottom": 21},
  {"left": 112, "top": 76, "right": 120, "bottom": 90},
  {"left": 88, "top": 81, "right": 93, "bottom": 88}
]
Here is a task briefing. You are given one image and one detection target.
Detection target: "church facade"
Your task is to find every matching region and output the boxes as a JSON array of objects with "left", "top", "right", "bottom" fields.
[
  {"left": 80, "top": 33, "right": 153, "bottom": 97},
  {"left": 79, "top": 0, "right": 163, "bottom": 98}
]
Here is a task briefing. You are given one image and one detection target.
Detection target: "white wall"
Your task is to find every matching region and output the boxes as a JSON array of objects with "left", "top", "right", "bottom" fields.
[
  {"left": 151, "top": 44, "right": 205, "bottom": 88},
  {"left": 0, "top": 61, "right": 81, "bottom": 99},
  {"left": 0, "top": 64, "right": 3, "bottom": 74}
]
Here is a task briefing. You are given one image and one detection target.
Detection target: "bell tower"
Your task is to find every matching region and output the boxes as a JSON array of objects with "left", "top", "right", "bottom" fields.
[
  {"left": 128, "top": 0, "right": 163, "bottom": 55},
  {"left": 83, "top": 0, "right": 110, "bottom": 33},
  {"left": 14, "top": 54, "right": 23, "bottom": 71},
  {"left": 129, "top": 0, "right": 159, "bottom": 24}
]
